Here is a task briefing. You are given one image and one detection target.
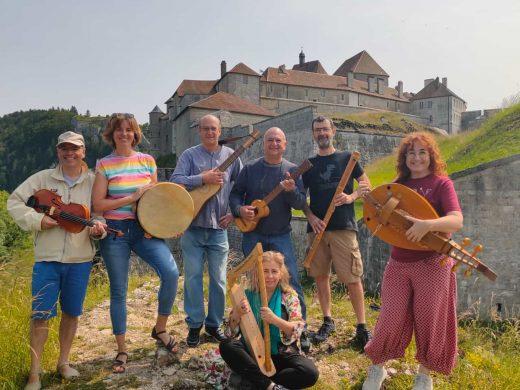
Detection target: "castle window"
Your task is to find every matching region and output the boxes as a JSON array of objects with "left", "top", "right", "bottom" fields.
[
  {"left": 428, "top": 101, "right": 432, "bottom": 109},
  {"left": 341, "top": 94, "right": 345, "bottom": 101},
  {"left": 420, "top": 102, "right": 424, "bottom": 109},
  {"left": 305, "top": 89, "right": 308, "bottom": 98},
  {"left": 243, "top": 75, "right": 248, "bottom": 84},
  {"left": 321, "top": 90, "right": 325, "bottom": 97}
]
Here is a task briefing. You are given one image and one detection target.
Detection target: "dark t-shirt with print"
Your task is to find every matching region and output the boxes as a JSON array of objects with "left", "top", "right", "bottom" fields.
[{"left": 302, "top": 151, "right": 364, "bottom": 233}]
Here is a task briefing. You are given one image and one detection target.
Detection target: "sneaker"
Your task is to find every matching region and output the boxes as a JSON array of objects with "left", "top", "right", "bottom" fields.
[
  {"left": 412, "top": 373, "right": 433, "bottom": 390},
  {"left": 312, "top": 319, "right": 336, "bottom": 343},
  {"left": 353, "top": 326, "right": 373, "bottom": 349},
  {"left": 272, "top": 384, "right": 290, "bottom": 390},
  {"left": 187, "top": 326, "right": 202, "bottom": 347},
  {"left": 300, "top": 330, "right": 311, "bottom": 353},
  {"left": 362, "top": 365, "right": 387, "bottom": 390},
  {"left": 205, "top": 326, "right": 228, "bottom": 342}
]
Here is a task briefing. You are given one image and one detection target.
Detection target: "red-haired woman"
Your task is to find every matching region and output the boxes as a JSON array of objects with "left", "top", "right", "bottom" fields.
[{"left": 362, "top": 132, "right": 463, "bottom": 390}]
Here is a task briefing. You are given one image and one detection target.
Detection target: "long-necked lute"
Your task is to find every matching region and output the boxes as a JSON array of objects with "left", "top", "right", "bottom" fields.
[
  {"left": 189, "top": 129, "right": 261, "bottom": 217},
  {"left": 363, "top": 183, "right": 497, "bottom": 281},
  {"left": 303, "top": 151, "right": 360, "bottom": 268},
  {"left": 235, "top": 159, "right": 313, "bottom": 233}
]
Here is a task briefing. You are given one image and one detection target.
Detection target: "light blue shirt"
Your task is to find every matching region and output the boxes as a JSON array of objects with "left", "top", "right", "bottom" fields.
[{"left": 170, "top": 144, "right": 242, "bottom": 229}]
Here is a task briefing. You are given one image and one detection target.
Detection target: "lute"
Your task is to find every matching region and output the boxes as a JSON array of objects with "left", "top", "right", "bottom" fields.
[{"left": 189, "top": 129, "right": 261, "bottom": 217}]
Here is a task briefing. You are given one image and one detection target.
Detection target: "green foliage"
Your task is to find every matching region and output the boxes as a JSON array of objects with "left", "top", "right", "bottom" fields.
[
  {"left": 364, "top": 103, "right": 520, "bottom": 187},
  {"left": 0, "top": 191, "right": 30, "bottom": 259},
  {"left": 0, "top": 109, "right": 114, "bottom": 192},
  {"left": 156, "top": 153, "right": 177, "bottom": 168}
]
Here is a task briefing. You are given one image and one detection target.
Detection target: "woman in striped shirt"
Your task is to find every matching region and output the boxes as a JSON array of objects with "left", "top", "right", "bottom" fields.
[{"left": 92, "top": 113, "right": 180, "bottom": 373}]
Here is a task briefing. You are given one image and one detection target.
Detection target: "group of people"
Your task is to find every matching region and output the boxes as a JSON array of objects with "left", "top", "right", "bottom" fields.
[{"left": 7, "top": 111, "right": 463, "bottom": 390}]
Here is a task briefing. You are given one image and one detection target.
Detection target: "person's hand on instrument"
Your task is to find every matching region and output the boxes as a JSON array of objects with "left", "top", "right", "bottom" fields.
[
  {"left": 131, "top": 183, "right": 155, "bottom": 202},
  {"left": 404, "top": 216, "right": 432, "bottom": 242},
  {"left": 202, "top": 168, "right": 225, "bottom": 185},
  {"left": 260, "top": 307, "right": 277, "bottom": 324},
  {"left": 280, "top": 172, "right": 295, "bottom": 192},
  {"left": 239, "top": 205, "right": 256, "bottom": 221},
  {"left": 334, "top": 192, "right": 355, "bottom": 206},
  {"left": 237, "top": 297, "right": 250, "bottom": 316},
  {"left": 89, "top": 220, "right": 106, "bottom": 237},
  {"left": 41, "top": 215, "right": 59, "bottom": 230}
]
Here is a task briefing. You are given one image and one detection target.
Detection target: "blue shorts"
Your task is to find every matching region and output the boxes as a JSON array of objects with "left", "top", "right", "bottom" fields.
[{"left": 31, "top": 261, "right": 92, "bottom": 320}]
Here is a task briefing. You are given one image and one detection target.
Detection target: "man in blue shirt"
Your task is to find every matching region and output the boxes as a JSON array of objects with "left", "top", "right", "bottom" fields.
[
  {"left": 229, "top": 127, "right": 311, "bottom": 352},
  {"left": 171, "top": 114, "right": 242, "bottom": 347}
]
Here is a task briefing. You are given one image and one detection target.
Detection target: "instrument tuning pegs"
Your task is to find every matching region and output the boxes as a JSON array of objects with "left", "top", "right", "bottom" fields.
[
  {"left": 463, "top": 268, "right": 473, "bottom": 278},
  {"left": 462, "top": 237, "right": 472, "bottom": 248},
  {"left": 471, "top": 244, "right": 483, "bottom": 256},
  {"left": 439, "top": 256, "right": 449, "bottom": 267},
  {"left": 451, "top": 261, "right": 462, "bottom": 273}
]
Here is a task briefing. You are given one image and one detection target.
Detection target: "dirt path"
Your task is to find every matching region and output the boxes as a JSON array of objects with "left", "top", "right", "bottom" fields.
[{"left": 43, "top": 278, "right": 371, "bottom": 389}]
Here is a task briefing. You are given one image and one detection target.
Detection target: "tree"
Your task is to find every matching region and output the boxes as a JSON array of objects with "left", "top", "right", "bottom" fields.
[
  {"left": 70, "top": 106, "right": 78, "bottom": 115},
  {"left": 86, "top": 109, "right": 91, "bottom": 117}
]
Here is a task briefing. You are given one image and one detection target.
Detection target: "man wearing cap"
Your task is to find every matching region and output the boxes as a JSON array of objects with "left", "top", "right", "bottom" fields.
[{"left": 8, "top": 131, "right": 106, "bottom": 390}]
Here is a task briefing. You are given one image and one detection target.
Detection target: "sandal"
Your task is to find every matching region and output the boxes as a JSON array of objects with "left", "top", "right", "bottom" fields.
[
  {"left": 151, "top": 326, "right": 179, "bottom": 353},
  {"left": 112, "top": 352, "right": 128, "bottom": 374}
]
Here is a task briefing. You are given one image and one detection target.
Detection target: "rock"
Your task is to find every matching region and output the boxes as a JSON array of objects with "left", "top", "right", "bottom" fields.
[{"left": 162, "top": 366, "right": 177, "bottom": 376}]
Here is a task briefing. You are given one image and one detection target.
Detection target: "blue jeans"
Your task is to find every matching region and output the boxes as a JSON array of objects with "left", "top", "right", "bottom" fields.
[
  {"left": 100, "top": 219, "right": 179, "bottom": 335},
  {"left": 180, "top": 226, "right": 229, "bottom": 328},
  {"left": 242, "top": 231, "right": 307, "bottom": 320}
]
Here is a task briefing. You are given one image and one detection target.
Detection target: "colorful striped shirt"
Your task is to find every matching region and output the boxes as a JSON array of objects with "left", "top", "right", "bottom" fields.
[{"left": 96, "top": 152, "right": 156, "bottom": 220}]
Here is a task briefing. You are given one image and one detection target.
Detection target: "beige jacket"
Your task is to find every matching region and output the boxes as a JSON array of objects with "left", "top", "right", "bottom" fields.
[{"left": 7, "top": 165, "right": 100, "bottom": 263}]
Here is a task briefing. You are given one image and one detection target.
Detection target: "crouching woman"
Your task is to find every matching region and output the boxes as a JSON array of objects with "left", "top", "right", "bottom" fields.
[{"left": 219, "top": 251, "right": 319, "bottom": 390}]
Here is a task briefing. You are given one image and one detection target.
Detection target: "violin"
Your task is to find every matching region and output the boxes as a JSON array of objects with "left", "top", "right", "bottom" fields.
[{"left": 26, "top": 189, "right": 124, "bottom": 237}]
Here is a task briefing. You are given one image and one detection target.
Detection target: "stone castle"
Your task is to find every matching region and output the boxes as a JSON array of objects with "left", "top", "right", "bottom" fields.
[{"left": 148, "top": 50, "right": 471, "bottom": 158}]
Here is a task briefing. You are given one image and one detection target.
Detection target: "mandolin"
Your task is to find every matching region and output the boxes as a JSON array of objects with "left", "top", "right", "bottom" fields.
[
  {"left": 363, "top": 183, "right": 496, "bottom": 281},
  {"left": 189, "top": 129, "right": 261, "bottom": 217},
  {"left": 235, "top": 160, "right": 313, "bottom": 233}
]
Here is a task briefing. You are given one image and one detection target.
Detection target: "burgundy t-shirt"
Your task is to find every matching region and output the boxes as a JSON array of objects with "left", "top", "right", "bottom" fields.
[{"left": 391, "top": 174, "right": 461, "bottom": 262}]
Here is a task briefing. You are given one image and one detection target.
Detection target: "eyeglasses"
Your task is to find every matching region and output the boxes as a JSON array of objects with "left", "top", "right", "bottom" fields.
[
  {"left": 111, "top": 113, "right": 134, "bottom": 119},
  {"left": 406, "top": 150, "right": 428, "bottom": 158}
]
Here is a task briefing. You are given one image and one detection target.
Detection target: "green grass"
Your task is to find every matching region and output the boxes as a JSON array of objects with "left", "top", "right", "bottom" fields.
[
  {"left": 304, "top": 284, "right": 520, "bottom": 389},
  {"left": 0, "top": 250, "right": 143, "bottom": 389},
  {"left": 364, "top": 103, "right": 520, "bottom": 188}
]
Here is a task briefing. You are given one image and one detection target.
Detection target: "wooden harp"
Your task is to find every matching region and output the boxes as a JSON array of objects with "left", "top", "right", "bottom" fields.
[{"left": 227, "top": 243, "right": 276, "bottom": 376}]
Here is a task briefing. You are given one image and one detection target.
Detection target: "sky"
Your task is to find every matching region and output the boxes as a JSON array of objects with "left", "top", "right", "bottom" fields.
[{"left": 1, "top": 0, "right": 519, "bottom": 124}]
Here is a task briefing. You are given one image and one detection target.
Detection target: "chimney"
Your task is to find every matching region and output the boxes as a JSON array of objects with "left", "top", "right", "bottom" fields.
[
  {"left": 397, "top": 81, "right": 403, "bottom": 98},
  {"left": 377, "top": 78, "right": 384, "bottom": 95},
  {"left": 347, "top": 71, "right": 354, "bottom": 88},
  {"left": 435, "top": 77, "right": 440, "bottom": 88},
  {"left": 278, "top": 64, "right": 286, "bottom": 73},
  {"left": 368, "top": 77, "right": 376, "bottom": 93},
  {"left": 442, "top": 77, "right": 448, "bottom": 87},
  {"left": 424, "top": 78, "right": 434, "bottom": 87},
  {"left": 299, "top": 49, "right": 305, "bottom": 66},
  {"left": 221, "top": 60, "right": 227, "bottom": 77}
]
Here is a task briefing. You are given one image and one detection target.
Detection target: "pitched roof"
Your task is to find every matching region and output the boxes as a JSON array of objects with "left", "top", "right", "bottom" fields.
[
  {"left": 292, "top": 60, "right": 328, "bottom": 74},
  {"left": 227, "top": 62, "right": 259, "bottom": 76},
  {"left": 261, "top": 67, "right": 408, "bottom": 102},
  {"left": 410, "top": 78, "right": 465, "bottom": 102},
  {"left": 334, "top": 50, "right": 389, "bottom": 77},
  {"left": 172, "top": 79, "right": 217, "bottom": 98},
  {"left": 189, "top": 92, "right": 276, "bottom": 116},
  {"left": 149, "top": 105, "right": 164, "bottom": 114}
]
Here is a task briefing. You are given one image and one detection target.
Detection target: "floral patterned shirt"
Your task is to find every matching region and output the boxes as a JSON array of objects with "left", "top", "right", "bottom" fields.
[{"left": 226, "top": 288, "right": 304, "bottom": 346}]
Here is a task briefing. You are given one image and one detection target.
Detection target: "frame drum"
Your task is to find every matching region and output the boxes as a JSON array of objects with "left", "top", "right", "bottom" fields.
[{"left": 137, "top": 183, "right": 194, "bottom": 238}]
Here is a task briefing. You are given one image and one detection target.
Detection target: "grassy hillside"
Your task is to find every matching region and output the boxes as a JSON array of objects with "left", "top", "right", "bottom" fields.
[{"left": 364, "top": 103, "right": 520, "bottom": 187}]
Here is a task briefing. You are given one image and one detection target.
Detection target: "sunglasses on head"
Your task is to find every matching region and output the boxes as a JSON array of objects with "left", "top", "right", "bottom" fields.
[{"left": 111, "top": 113, "right": 134, "bottom": 119}]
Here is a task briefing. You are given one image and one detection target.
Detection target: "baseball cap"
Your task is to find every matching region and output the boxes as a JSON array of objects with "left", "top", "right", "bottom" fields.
[{"left": 56, "top": 131, "right": 85, "bottom": 147}]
